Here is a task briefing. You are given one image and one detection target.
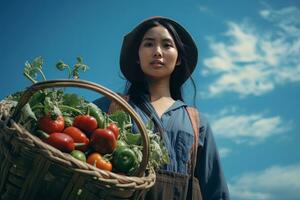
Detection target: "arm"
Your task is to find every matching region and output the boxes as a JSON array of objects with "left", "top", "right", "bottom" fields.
[{"left": 195, "top": 115, "right": 230, "bottom": 200}]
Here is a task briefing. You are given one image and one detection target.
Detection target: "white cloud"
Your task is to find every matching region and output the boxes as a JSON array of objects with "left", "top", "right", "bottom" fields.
[
  {"left": 260, "top": 6, "right": 300, "bottom": 36},
  {"left": 210, "top": 108, "right": 290, "bottom": 144},
  {"left": 218, "top": 147, "right": 232, "bottom": 158},
  {"left": 208, "top": 64, "right": 274, "bottom": 97},
  {"left": 229, "top": 164, "right": 300, "bottom": 200},
  {"left": 203, "top": 41, "right": 235, "bottom": 73},
  {"left": 226, "top": 22, "right": 260, "bottom": 62},
  {"left": 203, "top": 6, "right": 300, "bottom": 97}
]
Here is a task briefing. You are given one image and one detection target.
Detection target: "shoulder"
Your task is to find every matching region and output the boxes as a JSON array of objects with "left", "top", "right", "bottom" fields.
[
  {"left": 185, "top": 106, "right": 209, "bottom": 131},
  {"left": 93, "top": 96, "right": 111, "bottom": 113},
  {"left": 93, "top": 94, "right": 130, "bottom": 113}
]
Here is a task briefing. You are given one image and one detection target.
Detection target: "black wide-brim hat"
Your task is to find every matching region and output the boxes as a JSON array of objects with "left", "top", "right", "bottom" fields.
[{"left": 120, "top": 16, "right": 198, "bottom": 86}]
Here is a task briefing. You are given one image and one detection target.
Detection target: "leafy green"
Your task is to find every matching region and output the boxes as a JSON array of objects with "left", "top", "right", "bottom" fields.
[
  {"left": 124, "top": 131, "right": 141, "bottom": 145},
  {"left": 148, "top": 132, "right": 170, "bottom": 169},
  {"left": 29, "top": 91, "right": 46, "bottom": 107},
  {"left": 62, "top": 93, "right": 85, "bottom": 108},
  {"left": 109, "top": 111, "right": 131, "bottom": 129},
  {"left": 23, "top": 56, "right": 46, "bottom": 83},
  {"left": 113, "top": 114, "right": 170, "bottom": 170},
  {"left": 72, "top": 57, "right": 89, "bottom": 79},
  {"left": 56, "top": 60, "right": 71, "bottom": 79},
  {"left": 20, "top": 103, "right": 37, "bottom": 120},
  {"left": 4, "top": 56, "right": 170, "bottom": 172},
  {"left": 56, "top": 57, "right": 89, "bottom": 79},
  {"left": 5, "top": 56, "right": 90, "bottom": 132}
]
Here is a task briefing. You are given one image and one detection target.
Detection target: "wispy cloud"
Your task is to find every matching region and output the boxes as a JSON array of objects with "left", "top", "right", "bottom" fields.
[
  {"left": 218, "top": 147, "right": 232, "bottom": 158},
  {"left": 203, "top": 6, "right": 300, "bottom": 97},
  {"left": 229, "top": 164, "right": 300, "bottom": 200},
  {"left": 210, "top": 107, "right": 291, "bottom": 145},
  {"left": 260, "top": 6, "right": 300, "bottom": 37},
  {"left": 198, "top": 5, "right": 214, "bottom": 16}
]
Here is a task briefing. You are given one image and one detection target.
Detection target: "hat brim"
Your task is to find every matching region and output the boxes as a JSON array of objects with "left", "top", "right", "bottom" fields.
[{"left": 120, "top": 17, "right": 198, "bottom": 85}]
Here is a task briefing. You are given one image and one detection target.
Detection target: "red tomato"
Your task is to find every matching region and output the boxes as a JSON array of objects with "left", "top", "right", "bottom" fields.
[
  {"left": 107, "top": 123, "right": 119, "bottom": 139},
  {"left": 90, "top": 128, "right": 117, "bottom": 154},
  {"left": 73, "top": 115, "right": 98, "bottom": 135},
  {"left": 45, "top": 132, "right": 75, "bottom": 152},
  {"left": 63, "top": 126, "right": 89, "bottom": 151},
  {"left": 38, "top": 115, "right": 65, "bottom": 134},
  {"left": 87, "top": 153, "right": 112, "bottom": 171}
]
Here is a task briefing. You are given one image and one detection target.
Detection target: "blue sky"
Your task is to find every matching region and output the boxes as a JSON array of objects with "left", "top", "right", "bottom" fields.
[{"left": 1, "top": 1, "right": 300, "bottom": 199}]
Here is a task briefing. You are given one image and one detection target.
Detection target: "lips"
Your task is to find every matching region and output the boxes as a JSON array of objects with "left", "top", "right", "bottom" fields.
[{"left": 150, "top": 60, "right": 164, "bottom": 66}]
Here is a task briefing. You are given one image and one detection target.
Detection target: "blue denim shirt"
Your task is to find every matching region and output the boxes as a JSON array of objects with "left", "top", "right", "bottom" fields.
[{"left": 94, "top": 97, "right": 230, "bottom": 200}]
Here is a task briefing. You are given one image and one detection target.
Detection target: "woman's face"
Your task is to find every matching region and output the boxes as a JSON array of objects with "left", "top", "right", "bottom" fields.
[{"left": 138, "top": 25, "right": 179, "bottom": 82}]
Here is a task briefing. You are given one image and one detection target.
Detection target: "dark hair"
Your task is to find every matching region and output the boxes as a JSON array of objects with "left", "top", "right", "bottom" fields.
[{"left": 123, "top": 18, "right": 197, "bottom": 133}]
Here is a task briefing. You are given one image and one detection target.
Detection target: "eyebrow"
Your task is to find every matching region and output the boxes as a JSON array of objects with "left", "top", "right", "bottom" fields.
[{"left": 142, "top": 37, "right": 174, "bottom": 43}]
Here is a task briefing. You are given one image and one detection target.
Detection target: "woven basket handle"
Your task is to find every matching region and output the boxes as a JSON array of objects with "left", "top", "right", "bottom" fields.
[{"left": 11, "top": 79, "right": 149, "bottom": 177}]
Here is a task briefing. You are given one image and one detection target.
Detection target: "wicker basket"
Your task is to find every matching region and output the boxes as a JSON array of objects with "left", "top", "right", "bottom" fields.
[{"left": 0, "top": 79, "right": 155, "bottom": 200}]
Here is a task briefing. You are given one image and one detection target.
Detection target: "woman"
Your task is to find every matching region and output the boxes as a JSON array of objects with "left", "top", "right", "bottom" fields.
[{"left": 94, "top": 16, "right": 230, "bottom": 200}]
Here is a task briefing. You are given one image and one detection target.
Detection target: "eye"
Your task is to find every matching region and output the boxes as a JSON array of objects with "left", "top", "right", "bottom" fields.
[
  {"left": 142, "top": 41, "right": 153, "bottom": 47},
  {"left": 163, "top": 42, "right": 174, "bottom": 49}
]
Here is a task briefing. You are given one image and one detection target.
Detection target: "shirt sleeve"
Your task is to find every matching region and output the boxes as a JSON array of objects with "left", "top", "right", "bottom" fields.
[
  {"left": 195, "top": 114, "right": 230, "bottom": 200},
  {"left": 93, "top": 96, "right": 111, "bottom": 113}
]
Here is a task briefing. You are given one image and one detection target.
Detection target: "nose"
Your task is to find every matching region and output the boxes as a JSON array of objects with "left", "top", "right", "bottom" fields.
[{"left": 153, "top": 45, "right": 162, "bottom": 58}]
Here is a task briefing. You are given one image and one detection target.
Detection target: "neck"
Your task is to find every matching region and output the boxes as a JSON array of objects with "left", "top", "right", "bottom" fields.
[{"left": 147, "top": 78, "right": 172, "bottom": 102}]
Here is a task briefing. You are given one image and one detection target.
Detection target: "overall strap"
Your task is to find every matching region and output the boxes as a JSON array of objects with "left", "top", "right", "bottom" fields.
[
  {"left": 186, "top": 107, "right": 201, "bottom": 200},
  {"left": 186, "top": 107, "right": 200, "bottom": 172}
]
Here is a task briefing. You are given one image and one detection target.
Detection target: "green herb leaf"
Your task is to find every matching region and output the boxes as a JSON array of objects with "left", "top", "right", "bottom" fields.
[
  {"left": 125, "top": 132, "right": 141, "bottom": 145},
  {"left": 20, "top": 103, "right": 37, "bottom": 122},
  {"left": 56, "top": 61, "right": 69, "bottom": 71},
  {"left": 109, "top": 111, "right": 131, "bottom": 129},
  {"left": 72, "top": 57, "right": 89, "bottom": 79},
  {"left": 76, "top": 57, "right": 83, "bottom": 63},
  {"left": 23, "top": 56, "right": 46, "bottom": 83},
  {"left": 56, "top": 60, "right": 71, "bottom": 78},
  {"left": 63, "top": 93, "right": 84, "bottom": 107},
  {"left": 32, "top": 56, "right": 43, "bottom": 70},
  {"left": 29, "top": 91, "right": 46, "bottom": 107}
]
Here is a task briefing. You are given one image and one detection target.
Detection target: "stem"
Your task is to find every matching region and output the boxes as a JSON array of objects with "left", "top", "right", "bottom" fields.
[
  {"left": 36, "top": 130, "right": 49, "bottom": 139},
  {"left": 59, "top": 105, "right": 82, "bottom": 114},
  {"left": 37, "top": 68, "right": 47, "bottom": 80},
  {"left": 107, "top": 117, "right": 114, "bottom": 123},
  {"left": 31, "top": 104, "right": 44, "bottom": 110},
  {"left": 23, "top": 72, "right": 37, "bottom": 84},
  {"left": 104, "top": 114, "right": 108, "bottom": 128},
  {"left": 87, "top": 106, "right": 90, "bottom": 115},
  {"left": 124, "top": 124, "right": 133, "bottom": 129},
  {"left": 67, "top": 66, "right": 72, "bottom": 79},
  {"left": 74, "top": 143, "right": 86, "bottom": 147}
]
